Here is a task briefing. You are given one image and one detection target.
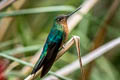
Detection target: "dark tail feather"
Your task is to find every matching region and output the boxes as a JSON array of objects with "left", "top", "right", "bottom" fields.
[
  {"left": 40, "top": 42, "right": 61, "bottom": 77},
  {"left": 31, "top": 56, "right": 46, "bottom": 74},
  {"left": 40, "top": 52, "right": 57, "bottom": 77}
]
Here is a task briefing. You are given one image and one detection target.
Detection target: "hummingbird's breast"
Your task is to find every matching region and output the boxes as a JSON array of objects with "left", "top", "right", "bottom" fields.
[{"left": 62, "top": 21, "right": 69, "bottom": 42}]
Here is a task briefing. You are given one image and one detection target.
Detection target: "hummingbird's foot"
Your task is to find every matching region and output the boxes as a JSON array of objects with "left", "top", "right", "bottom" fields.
[{"left": 62, "top": 45, "right": 65, "bottom": 49}]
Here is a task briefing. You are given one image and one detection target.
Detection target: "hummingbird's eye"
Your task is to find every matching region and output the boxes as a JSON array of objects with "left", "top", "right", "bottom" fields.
[
  {"left": 56, "top": 16, "right": 65, "bottom": 22},
  {"left": 57, "top": 18, "right": 62, "bottom": 21}
]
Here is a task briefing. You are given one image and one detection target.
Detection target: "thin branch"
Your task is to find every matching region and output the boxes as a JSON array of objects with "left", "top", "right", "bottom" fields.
[
  {"left": 0, "top": 0, "right": 16, "bottom": 11},
  {"left": 44, "top": 37, "right": 120, "bottom": 80},
  {"left": 73, "top": 36, "right": 85, "bottom": 80},
  {"left": 24, "top": 36, "right": 76, "bottom": 80}
]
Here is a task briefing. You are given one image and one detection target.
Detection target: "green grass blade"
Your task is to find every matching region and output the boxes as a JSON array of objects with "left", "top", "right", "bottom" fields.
[
  {"left": 0, "top": 5, "right": 75, "bottom": 17},
  {"left": 3, "top": 45, "right": 41, "bottom": 55},
  {"left": 0, "top": 40, "right": 15, "bottom": 49},
  {"left": 0, "top": 53, "right": 33, "bottom": 67}
]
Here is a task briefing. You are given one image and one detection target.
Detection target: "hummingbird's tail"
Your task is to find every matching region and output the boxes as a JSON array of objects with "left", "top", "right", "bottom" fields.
[
  {"left": 40, "top": 42, "right": 61, "bottom": 77},
  {"left": 40, "top": 53, "right": 57, "bottom": 77},
  {"left": 31, "top": 41, "right": 62, "bottom": 78}
]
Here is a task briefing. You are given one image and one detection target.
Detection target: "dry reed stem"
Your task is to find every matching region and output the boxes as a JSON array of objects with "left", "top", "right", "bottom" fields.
[
  {"left": 0, "top": 0, "right": 16, "bottom": 11},
  {"left": 44, "top": 37, "right": 120, "bottom": 80}
]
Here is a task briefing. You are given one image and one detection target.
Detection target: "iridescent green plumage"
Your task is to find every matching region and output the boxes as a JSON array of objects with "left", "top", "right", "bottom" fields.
[{"left": 31, "top": 16, "right": 68, "bottom": 77}]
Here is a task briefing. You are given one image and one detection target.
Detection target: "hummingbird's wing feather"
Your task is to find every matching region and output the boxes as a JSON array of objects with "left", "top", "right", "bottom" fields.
[
  {"left": 41, "top": 39, "right": 62, "bottom": 77},
  {"left": 31, "top": 29, "right": 63, "bottom": 78}
]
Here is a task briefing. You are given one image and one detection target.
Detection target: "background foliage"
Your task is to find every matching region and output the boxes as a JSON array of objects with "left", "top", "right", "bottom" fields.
[{"left": 0, "top": 0, "right": 120, "bottom": 80}]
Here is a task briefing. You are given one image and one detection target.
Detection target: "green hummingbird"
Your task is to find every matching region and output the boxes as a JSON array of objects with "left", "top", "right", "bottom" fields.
[{"left": 31, "top": 7, "right": 81, "bottom": 78}]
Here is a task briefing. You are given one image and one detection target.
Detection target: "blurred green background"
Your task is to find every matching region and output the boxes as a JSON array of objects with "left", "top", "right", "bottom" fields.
[{"left": 0, "top": 0, "right": 120, "bottom": 80}]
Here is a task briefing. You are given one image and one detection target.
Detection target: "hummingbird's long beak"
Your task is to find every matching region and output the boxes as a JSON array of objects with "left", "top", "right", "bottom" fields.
[{"left": 66, "top": 6, "right": 81, "bottom": 19}]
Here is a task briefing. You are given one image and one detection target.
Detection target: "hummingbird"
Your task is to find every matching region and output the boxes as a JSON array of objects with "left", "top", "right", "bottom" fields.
[{"left": 31, "top": 7, "right": 81, "bottom": 78}]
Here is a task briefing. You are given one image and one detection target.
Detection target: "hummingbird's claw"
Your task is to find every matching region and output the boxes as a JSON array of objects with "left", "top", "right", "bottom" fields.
[{"left": 62, "top": 45, "right": 65, "bottom": 49}]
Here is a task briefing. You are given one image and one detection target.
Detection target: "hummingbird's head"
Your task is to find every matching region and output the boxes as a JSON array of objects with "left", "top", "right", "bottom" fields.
[
  {"left": 54, "top": 6, "right": 81, "bottom": 27},
  {"left": 55, "top": 15, "right": 69, "bottom": 40},
  {"left": 54, "top": 15, "right": 69, "bottom": 34},
  {"left": 55, "top": 15, "right": 68, "bottom": 26}
]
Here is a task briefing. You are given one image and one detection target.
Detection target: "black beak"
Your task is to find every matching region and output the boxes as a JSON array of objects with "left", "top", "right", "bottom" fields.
[{"left": 66, "top": 6, "right": 81, "bottom": 19}]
